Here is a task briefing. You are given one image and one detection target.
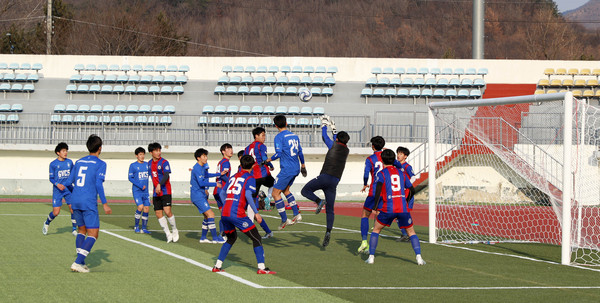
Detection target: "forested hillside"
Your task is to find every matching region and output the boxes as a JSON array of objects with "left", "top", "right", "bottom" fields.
[{"left": 1, "top": 0, "right": 598, "bottom": 60}]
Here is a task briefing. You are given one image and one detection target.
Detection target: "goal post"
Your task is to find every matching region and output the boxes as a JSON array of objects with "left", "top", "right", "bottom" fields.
[{"left": 427, "top": 92, "right": 577, "bottom": 265}]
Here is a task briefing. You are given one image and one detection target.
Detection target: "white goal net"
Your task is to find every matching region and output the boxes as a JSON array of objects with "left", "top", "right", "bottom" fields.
[{"left": 428, "top": 92, "right": 600, "bottom": 266}]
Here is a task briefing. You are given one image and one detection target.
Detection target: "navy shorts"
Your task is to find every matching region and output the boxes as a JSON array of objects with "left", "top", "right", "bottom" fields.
[
  {"left": 376, "top": 211, "right": 413, "bottom": 228},
  {"left": 363, "top": 195, "right": 382, "bottom": 212},
  {"left": 221, "top": 216, "right": 256, "bottom": 233}
]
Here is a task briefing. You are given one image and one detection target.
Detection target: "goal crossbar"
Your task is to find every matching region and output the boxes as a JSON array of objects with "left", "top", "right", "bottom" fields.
[{"left": 428, "top": 92, "right": 573, "bottom": 265}]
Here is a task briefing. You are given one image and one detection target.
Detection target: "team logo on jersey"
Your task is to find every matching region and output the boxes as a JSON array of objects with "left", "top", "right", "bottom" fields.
[
  {"left": 408, "top": 218, "right": 412, "bottom": 224},
  {"left": 158, "top": 165, "right": 162, "bottom": 170},
  {"left": 388, "top": 195, "right": 392, "bottom": 200},
  {"left": 165, "top": 165, "right": 170, "bottom": 170},
  {"left": 242, "top": 222, "right": 249, "bottom": 228}
]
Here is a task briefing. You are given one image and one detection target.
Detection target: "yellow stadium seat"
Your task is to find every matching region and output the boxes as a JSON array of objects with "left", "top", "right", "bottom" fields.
[
  {"left": 586, "top": 79, "right": 598, "bottom": 87},
  {"left": 544, "top": 68, "right": 555, "bottom": 76},
  {"left": 567, "top": 68, "right": 579, "bottom": 76},
  {"left": 562, "top": 79, "right": 574, "bottom": 87},
  {"left": 534, "top": 89, "right": 544, "bottom": 95},
  {"left": 571, "top": 90, "right": 582, "bottom": 97},
  {"left": 580, "top": 68, "right": 591, "bottom": 75},
  {"left": 555, "top": 68, "right": 567, "bottom": 75},
  {"left": 595, "top": 90, "right": 600, "bottom": 98},
  {"left": 583, "top": 90, "right": 594, "bottom": 98},
  {"left": 573, "top": 79, "right": 586, "bottom": 87},
  {"left": 592, "top": 69, "right": 600, "bottom": 77},
  {"left": 537, "top": 79, "right": 549, "bottom": 87},
  {"left": 546, "top": 89, "right": 558, "bottom": 94},
  {"left": 549, "top": 79, "right": 562, "bottom": 87}
]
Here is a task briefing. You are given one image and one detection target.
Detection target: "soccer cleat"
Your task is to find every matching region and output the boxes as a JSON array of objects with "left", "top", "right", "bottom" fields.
[
  {"left": 213, "top": 236, "right": 226, "bottom": 244},
  {"left": 416, "top": 254, "right": 426, "bottom": 265},
  {"left": 264, "top": 197, "right": 271, "bottom": 210},
  {"left": 70, "top": 262, "right": 90, "bottom": 273},
  {"left": 172, "top": 229, "right": 179, "bottom": 242},
  {"left": 262, "top": 232, "right": 273, "bottom": 239},
  {"left": 315, "top": 199, "right": 326, "bottom": 214},
  {"left": 365, "top": 255, "right": 375, "bottom": 264},
  {"left": 212, "top": 266, "right": 225, "bottom": 273},
  {"left": 42, "top": 223, "right": 49, "bottom": 235},
  {"left": 141, "top": 229, "right": 151, "bottom": 234},
  {"left": 257, "top": 267, "right": 276, "bottom": 274},
  {"left": 322, "top": 231, "right": 331, "bottom": 247},
  {"left": 278, "top": 219, "right": 292, "bottom": 230},
  {"left": 258, "top": 191, "right": 267, "bottom": 209},
  {"left": 357, "top": 240, "right": 369, "bottom": 254},
  {"left": 134, "top": 227, "right": 141, "bottom": 233},
  {"left": 396, "top": 235, "right": 410, "bottom": 242},
  {"left": 199, "top": 237, "right": 212, "bottom": 243},
  {"left": 166, "top": 232, "right": 173, "bottom": 243},
  {"left": 290, "top": 214, "right": 302, "bottom": 225}
]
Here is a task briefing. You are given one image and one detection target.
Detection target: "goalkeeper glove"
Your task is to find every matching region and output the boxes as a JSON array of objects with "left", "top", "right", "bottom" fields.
[
  {"left": 330, "top": 118, "right": 337, "bottom": 135},
  {"left": 320, "top": 115, "right": 331, "bottom": 128},
  {"left": 300, "top": 166, "right": 307, "bottom": 177}
]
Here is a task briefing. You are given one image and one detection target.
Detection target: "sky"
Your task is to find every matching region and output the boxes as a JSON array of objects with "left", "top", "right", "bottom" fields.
[{"left": 555, "top": 0, "right": 589, "bottom": 12}]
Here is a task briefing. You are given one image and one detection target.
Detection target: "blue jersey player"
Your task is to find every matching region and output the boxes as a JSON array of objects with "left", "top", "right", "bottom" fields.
[
  {"left": 191, "top": 148, "right": 226, "bottom": 244},
  {"left": 394, "top": 146, "right": 415, "bottom": 241},
  {"left": 61, "top": 134, "right": 112, "bottom": 273},
  {"left": 213, "top": 155, "right": 276, "bottom": 274},
  {"left": 357, "top": 136, "right": 386, "bottom": 254},
  {"left": 365, "top": 149, "right": 425, "bottom": 265},
  {"left": 266, "top": 114, "right": 307, "bottom": 230},
  {"left": 128, "top": 147, "right": 151, "bottom": 234},
  {"left": 43, "top": 142, "right": 77, "bottom": 236}
]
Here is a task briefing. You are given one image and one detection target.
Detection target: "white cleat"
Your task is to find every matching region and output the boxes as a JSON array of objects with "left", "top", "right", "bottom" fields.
[
  {"left": 290, "top": 214, "right": 302, "bottom": 225},
  {"left": 199, "top": 238, "right": 212, "bottom": 243},
  {"left": 166, "top": 233, "right": 173, "bottom": 243},
  {"left": 70, "top": 262, "right": 90, "bottom": 273},
  {"left": 416, "top": 254, "right": 426, "bottom": 265},
  {"left": 42, "top": 223, "right": 49, "bottom": 235},
  {"left": 278, "top": 219, "right": 292, "bottom": 230},
  {"left": 262, "top": 232, "right": 273, "bottom": 239},
  {"left": 172, "top": 229, "right": 179, "bottom": 243},
  {"left": 365, "top": 255, "right": 375, "bottom": 264}
]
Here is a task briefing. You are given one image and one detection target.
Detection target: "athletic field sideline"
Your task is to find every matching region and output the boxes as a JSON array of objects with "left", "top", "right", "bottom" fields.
[{"left": 2, "top": 199, "right": 600, "bottom": 302}]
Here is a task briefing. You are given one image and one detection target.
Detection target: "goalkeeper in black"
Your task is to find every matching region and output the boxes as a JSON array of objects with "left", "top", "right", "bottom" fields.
[{"left": 301, "top": 115, "right": 350, "bottom": 247}]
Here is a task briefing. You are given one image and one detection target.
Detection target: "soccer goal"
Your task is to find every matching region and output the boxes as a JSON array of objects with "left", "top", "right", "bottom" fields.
[{"left": 427, "top": 91, "right": 600, "bottom": 266}]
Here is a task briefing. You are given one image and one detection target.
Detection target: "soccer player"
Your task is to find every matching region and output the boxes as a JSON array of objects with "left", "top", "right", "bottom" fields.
[
  {"left": 213, "top": 155, "right": 276, "bottom": 274},
  {"left": 62, "top": 134, "right": 112, "bottom": 273},
  {"left": 357, "top": 136, "right": 385, "bottom": 254},
  {"left": 128, "top": 147, "right": 151, "bottom": 234},
  {"left": 213, "top": 143, "right": 233, "bottom": 236},
  {"left": 191, "top": 148, "right": 226, "bottom": 244},
  {"left": 266, "top": 114, "right": 307, "bottom": 230},
  {"left": 394, "top": 146, "right": 415, "bottom": 242},
  {"left": 244, "top": 127, "right": 275, "bottom": 238},
  {"left": 148, "top": 142, "right": 179, "bottom": 243},
  {"left": 43, "top": 142, "right": 77, "bottom": 236},
  {"left": 365, "top": 149, "right": 425, "bottom": 265},
  {"left": 301, "top": 115, "right": 350, "bottom": 247}
]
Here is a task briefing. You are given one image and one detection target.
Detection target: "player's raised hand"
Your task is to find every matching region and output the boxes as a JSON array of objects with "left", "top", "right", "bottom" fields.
[
  {"left": 103, "top": 204, "right": 112, "bottom": 215},
  {"left": 320, "top": 115, "right": 331, "bottom": 127}
]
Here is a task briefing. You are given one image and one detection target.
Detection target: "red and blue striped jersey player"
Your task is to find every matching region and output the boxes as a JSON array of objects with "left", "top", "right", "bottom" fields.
[
  {"left": 357, "top": 136, "right": 386, "bottom": 254},
  {"left": 213, "top": 143, "right": 233, "bottom": 236},
  {"left": 148, "top": 142, "right": 179, "bottom": 243},
  {"left": 212, "top": 155, "right": 276, "bottom": 274},
  {"left": 365, "top": 149, "right": 425, "bottom": 266},
  {"left": 394, "top": 146, "right": 415, "bottom": 241}
]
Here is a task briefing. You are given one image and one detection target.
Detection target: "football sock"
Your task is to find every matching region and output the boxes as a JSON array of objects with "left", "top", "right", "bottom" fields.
[
  {"left": 369, "top": 232, "right": 379, "bottom": 256},
  {"left": 167, "top": 215, "right": 177, "bottom": 230},
  {"left": 157, "top": 216, "right": 170, "bottom": 234},
  {"left": 215, "top": 259, "right": 224, "bottom": 269},
  {"left": 201, "top": 219, "right": 208, "bottom": 238},
  {"left": 141, "top": 212, "right": 149, "bottom": 230},
  {"left": 70, "top": 214, "right": 76, "bottom": 230},
  {"left": 259, "top": 220, "right": 272, "bottom": 234},
  {"left": 45, "top": 212, "right": 56, "bottom": 225},
  {"left": 208, "top": 218, "right": 218, "bottom": 239},
  {"left": 286, "top": 193, "right": 299, "bottom": 216},
  {"left": 267, "top": 187, "right": 273, "bottom": 198},
  {"left": 134, "top": 210, "right": 142, "bottom": 227},
  {"left": 258, "top": 262, "right": 265, "bottom": 270},
  {"left": 410, "top": 235, "right": 421, "bottom": 255},
  {"left": 75, "top": 236, "right": 96, "bottom": 265},
  {"left": 275, "top": 198, "right": 287, "bottom": 221},
  {"left": 76, "top": 233, "right": 85, "bottom": 250},
  {"left": 400, "top": 227, "right": 408, "bottom": 236},
  {"left": 360, "top": 217, "right": 369, "bottom": 240},
  {"left": 254, "top": 245, "right": 265, "bottom": 264},
  {"left": 217, "top": 243, "right": 232, "bottom": 261}
]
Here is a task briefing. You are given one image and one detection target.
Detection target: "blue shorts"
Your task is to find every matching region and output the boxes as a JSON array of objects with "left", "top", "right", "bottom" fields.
[
  {"left": 221, "top": 216, "right": 256, "bottom": 233},
  {"left": 363, "top": 195, "right": 382, "bottom": 212},
  {"left": 376, "top": 212, "right": 413, "bottom": 228},
  {"left": 72, "top": 209, "right": 100, "bottom": 229},
  {"left": 192, "top": 198, "right": 212, "bottom": 214},
  {"left": 133, "top": 192, "right": 151, "bottom": 207},
  {"left": 52, "top": 187, "right": 72, "bottom": 207},
  {"left": 274, "top": 173, "right": 297, "bottom": 190}
]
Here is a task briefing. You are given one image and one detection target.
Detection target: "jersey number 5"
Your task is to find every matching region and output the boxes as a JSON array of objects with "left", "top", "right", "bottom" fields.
[{"left": 76, "top": 166, "right": 88, "bottom": 187}]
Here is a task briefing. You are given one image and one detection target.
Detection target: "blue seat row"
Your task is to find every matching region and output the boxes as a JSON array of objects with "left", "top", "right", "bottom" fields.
[
  {"left": 51, "top": 114, "right": 172, "bottom": 126},
  {"left": 371, "top": 67, "right": 488, "bottom": 77},
  {"left": 365, "top": 77, "right": 485, "bottom": 88},
  {"left": 222, "top": 65, "right": 338, "bottom": 75},
  {"left": 1, "top": 73, "right": 39, "bottom": 82},
  {"left": 198, "top": 116, "right": 320, "bottom": 127},
  {"left": 218, "top": 75, "right": 335, "bottom": 86},
  {"left": 214, "top": 86, "right": 333, "bottom": 97},
  {"left": 0, "top": 63, "right": 42, "bottom": 71},
  {"left": 361, "top": 88, "right": 483, "bottom": 99},
  {"left": 202, "top": 105, "right": 324, "bottom": 116},
  {"left": 0, "top": 103, "right": 23, "bottom": 112},
  {"left": 70, "top": 74, "right": 187, "bottom": 85},
  {"left": 65, "top": 84, "right": 184, "bottom": 95},
  {"left": 54, "top": 104, "right": 175, "bottom": 114},
  {"left": 0, "top": 83, "right": 35, "bottom": 93},
  {"left": 74, "top": 64, "right": 189, "bottom": 74},
  {"left": 0, "top": 114, "right": 19, "bottom": 123}
]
